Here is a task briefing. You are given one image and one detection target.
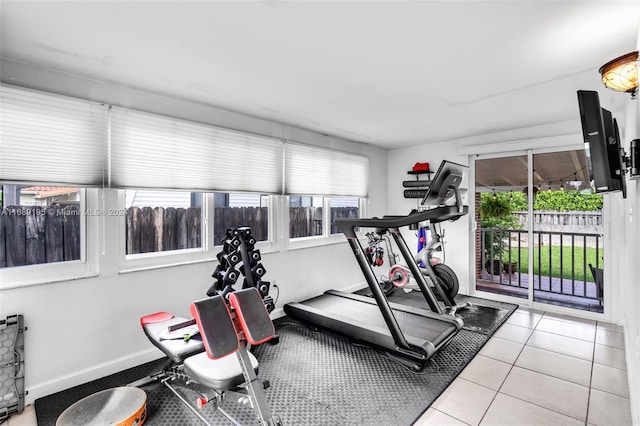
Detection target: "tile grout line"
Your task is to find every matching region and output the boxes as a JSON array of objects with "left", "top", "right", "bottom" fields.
[
  {"left": 584, "top": 322, "right": 598, "bottom": 426},
  {"left": 429, "top": 406, "right": 474, "bottom": 426},
  {"left": 489, "top": 311, "right": 591, "bottom": 424},
  {"left": 476, "top": 312, "right": 535, "bottom": 426}
]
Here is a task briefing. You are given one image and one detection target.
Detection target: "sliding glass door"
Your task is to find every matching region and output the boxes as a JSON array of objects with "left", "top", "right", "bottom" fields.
[{"left": 474, "top": 148, "right": 604, "bottom": 313}]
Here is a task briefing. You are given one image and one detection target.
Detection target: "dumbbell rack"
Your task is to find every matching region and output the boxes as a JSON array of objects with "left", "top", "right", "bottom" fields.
[{"left": 209, "top": 227, "right": 275, "bottom": 313}]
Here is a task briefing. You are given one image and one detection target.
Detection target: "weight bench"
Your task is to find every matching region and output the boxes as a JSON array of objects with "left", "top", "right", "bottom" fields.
[{"left": 133, "top": 287, "right": 281, "bottom": 425}]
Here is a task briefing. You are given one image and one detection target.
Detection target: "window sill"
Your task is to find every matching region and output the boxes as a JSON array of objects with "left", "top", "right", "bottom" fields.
[
  {"left": 120, "top": 241, "right": 275, "bottom": 273},
  {"left": 0, "top": 269, "right": 99, "bottom": 290},
  {"left": 119, "top": 257, "right": 215, "bottom": 274},
  {"left": 288, "top": 233, "right": 355, "bottom": 251}
]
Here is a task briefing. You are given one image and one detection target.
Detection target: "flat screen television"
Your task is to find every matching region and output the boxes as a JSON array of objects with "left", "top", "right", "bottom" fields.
[{"left": 577, "top": 90, "right": 626, "bottom": 198}]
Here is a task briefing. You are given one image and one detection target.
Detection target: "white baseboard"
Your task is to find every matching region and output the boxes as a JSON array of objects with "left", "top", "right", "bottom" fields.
[
  {"left": 28, "top": 282, "right": 371, "bottom": 404},
  {"left": 25, "top": 348, "right": 163, "bottom": 405},
  {"left": 340, "top": 282, "right": 368, "bottom": 293}
]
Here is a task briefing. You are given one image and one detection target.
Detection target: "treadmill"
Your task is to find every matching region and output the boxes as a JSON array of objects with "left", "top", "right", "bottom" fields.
[{"left": 284, "top": 161, "right": 469, "bottom": 371}]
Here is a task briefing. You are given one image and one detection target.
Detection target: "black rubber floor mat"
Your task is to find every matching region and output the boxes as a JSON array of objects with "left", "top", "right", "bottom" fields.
[
  {"left": 34, "top": 359, "right": 168, "bottom": 426},
  {"left": 35, "top": 298, "right": 516, "bottom": 426},
  {"left": 383, "top": 289, "right": 516, "bottom": 335},
  {"left": 456, "top": 303, "right": 511, "bottom": 335}
]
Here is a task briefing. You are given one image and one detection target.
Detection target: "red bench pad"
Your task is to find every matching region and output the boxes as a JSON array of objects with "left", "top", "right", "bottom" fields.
[
  {"left": 229, "top": 288, "right": 275, "bottom": 346},
  {"left": 191, "top": 295, "right": 239, "bottom": 359}
]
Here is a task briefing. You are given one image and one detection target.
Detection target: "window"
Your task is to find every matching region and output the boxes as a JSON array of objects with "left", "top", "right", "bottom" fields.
[
  {"left": 213, "top": 193, "right": 270, "bottom": 245},
  {"left": 284, "top": 143, "right": 368, "bottom": 245},
  {"left": 109, "top": 107, "right": 282, "bottom": 193},
  {"left": 289, "top": 196, "right": 362, "bottom": 240},
  {"left": 0, "top": 86, "right": 105, "bottom": 286},
  {"left": 289, "top": 196, "right": 324, "bottom": 238},
  {"left": 284, "top": 143, "right": 368, "bottom": 197},
  {"left": 121, "top": 191, "right": 273, "bottom": 270},
  {"left": 329, "top": 197, "right": 360, "bottom": 234},
  {"left": 0, "top": 185, "right": 98, "bottom": 288},
  {"left": 0, "top": 185, "right": 82, "bottom": 268},
  {"left": 124, "top": 190, "right": 203, "bottom": 255}
]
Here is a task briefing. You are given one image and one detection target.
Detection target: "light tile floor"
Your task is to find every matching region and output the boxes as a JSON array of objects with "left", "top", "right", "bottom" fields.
[
  {"left": 7, "top": 308, "right": 632, "bottom": 426},
  {"left": 416, "top": 307, "right": 632, "bottom": 426}
]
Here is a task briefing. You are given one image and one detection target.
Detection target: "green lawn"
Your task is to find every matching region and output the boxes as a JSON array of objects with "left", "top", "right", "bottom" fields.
[{"left": 502, "top": 246, "right": 603, "bottom": 282}]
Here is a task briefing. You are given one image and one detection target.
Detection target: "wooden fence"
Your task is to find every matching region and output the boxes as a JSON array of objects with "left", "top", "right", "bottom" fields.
[
  {"left": 213, "top": 207, "right": 268, "bottom": 245},
  {"left": 290, "top": 207, "right": 323, "bottom": 238},
  {"left": 126, "top": 206, "right": 202, "bottom": 254},
  {"left": 0, "top": 204, "right": 80, "bottom": 267},
  {"left": 289, "top": 206, "right": 360, "bottom": 238},
  {"left": 514, "top": 210, "right": 603, "bottom": 234},
  {"left": 329, "top": 207, "right": 360, "bottom": 234},
  {"left": 0, "top": 205, "right": 361, "bottom": 265}
]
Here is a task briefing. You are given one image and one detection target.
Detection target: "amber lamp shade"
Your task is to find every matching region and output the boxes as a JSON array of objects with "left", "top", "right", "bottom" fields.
[{"left": 599, "top": 51, "right": 638, "bottom": 95}]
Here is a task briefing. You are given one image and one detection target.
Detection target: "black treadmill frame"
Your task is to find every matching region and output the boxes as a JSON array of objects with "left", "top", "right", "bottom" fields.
[{"left": 334, "top": 201, "right": 468, "bottom": 355}]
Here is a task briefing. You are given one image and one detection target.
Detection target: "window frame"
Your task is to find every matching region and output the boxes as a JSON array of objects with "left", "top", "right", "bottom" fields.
[
  {"left": 118, "top": 190, "right": 213, "bottom": 272},
  {"left": 288, "top": 196, "right": 367, "bottom": 250},
  {"left": 0, "top": 188, "right": 99, "bottom": 289},
  {"left": 119, "top": 191, "right": 277, "bottom": 273}
]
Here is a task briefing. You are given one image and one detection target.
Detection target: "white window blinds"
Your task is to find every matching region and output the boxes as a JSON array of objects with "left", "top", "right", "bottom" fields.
[
  {"left": 0, "top": 85, "right": 108, "bottom": 186},
  {"left": 109, "top": 107, "right": 283, "bottom": 193},
  {"left": 284, "top": 143, "right": 369, "bottom": 197}
]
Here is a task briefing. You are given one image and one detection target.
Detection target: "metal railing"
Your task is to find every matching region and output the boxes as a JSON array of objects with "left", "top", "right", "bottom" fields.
[{"left": 479, "top": 228, "right": 603, "bottom": 302}]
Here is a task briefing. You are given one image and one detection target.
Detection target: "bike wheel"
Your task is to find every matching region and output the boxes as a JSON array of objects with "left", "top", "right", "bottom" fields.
[{"left": 433, "top": 263, "right": 459, "bottom": 298}]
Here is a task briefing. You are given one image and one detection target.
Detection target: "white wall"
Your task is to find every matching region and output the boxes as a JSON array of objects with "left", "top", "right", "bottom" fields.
[
  {"left": 620, "top": 29, "right": 640, "bottom": 425},
  {"left": 622, "top": 103, "right": 639, "bottom": 426},
  {"left": 387, "top": 146, "right": 471, "bottom": 294},
  {"left": 0, "top": 61, "right": 388, "bottom": 403}
]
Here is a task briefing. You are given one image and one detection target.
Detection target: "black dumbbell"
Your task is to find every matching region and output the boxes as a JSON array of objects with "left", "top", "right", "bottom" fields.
[
  {"left": 249, "top": 249, "right": 261, "bottom": 263},
  {"left": 223, "top": 236, "right": 241, "bottom": 253},
  {"left": 245, "top": 235, "right": 257, "bottom": 247},
  {"left": 220, "top": 251, "right": 241, "bottom": 268},
  {"left": 211, "top": 264, "right": 222, "bottom": 278},
  {"left": 262, "top": 296, "right": 275, "bottom": 313},
  {"left": 251, "top": 263, "right": 267, "bottom": 280},
  {"left": 257, "top": 280, "right": 270, "bottom": 297},
  {"left": 215, "top": 267, "right": 239, "bottom": 284}
]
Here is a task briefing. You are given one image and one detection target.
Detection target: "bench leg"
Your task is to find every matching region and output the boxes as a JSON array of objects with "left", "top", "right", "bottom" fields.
[{"left": 236, "top": 346, "right": 280, "bottom": 425}]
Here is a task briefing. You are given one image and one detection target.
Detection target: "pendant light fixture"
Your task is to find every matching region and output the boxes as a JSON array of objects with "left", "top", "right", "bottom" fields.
[{"left": 599, "top": 51, "right": 638, "bottom": 98}]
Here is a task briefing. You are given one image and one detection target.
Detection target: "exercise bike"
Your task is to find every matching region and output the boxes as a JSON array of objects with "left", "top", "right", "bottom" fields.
[{"left": 365, "top": 220, "right": 469, "bottom": 315}]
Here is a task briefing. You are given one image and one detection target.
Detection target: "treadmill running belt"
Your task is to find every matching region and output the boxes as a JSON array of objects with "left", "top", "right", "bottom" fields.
[{"left": 284, "top": 290, "right": 462, "bottom": 370}]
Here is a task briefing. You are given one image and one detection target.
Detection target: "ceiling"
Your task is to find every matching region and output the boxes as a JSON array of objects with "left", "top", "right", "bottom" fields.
[
  {"left": 0, "top": 1, "right": 638, "bottom": 149},
  {"left": 475, "top": 149, "right": 589, "bottom": 192}
]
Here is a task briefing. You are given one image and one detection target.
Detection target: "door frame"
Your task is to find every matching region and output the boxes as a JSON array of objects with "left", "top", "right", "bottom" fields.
[{"left": 469, "top": 147, "right": 609, "bottom": 321}]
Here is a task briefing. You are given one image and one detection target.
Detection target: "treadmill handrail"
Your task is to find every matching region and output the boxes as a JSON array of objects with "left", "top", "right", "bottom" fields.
[{"left": 336, "top": 205, "right": 468, "bottom": 238}]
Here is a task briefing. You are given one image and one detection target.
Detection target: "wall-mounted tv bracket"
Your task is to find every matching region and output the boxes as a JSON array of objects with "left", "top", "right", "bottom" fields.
[{"left": 630, "top": 139, "right": 640, "bottom": 179}]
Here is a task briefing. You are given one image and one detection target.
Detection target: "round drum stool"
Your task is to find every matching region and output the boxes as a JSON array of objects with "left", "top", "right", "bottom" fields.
[{"left": 56, "top": 386, "right": 146, "bottom": 426}]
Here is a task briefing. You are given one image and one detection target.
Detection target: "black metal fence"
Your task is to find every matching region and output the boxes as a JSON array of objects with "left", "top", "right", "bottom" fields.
[{"left": 480, "top": 228, "right": 604, "bottom": 302}]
